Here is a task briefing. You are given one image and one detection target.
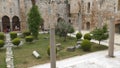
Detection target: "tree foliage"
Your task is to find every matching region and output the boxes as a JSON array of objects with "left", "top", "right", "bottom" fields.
[
  {"left": 91, "top": 24, "right": 108, "bottom": 45},
  {"left": 27, "top": 5, "right": 42, "bottom": 39},
  {"left": 55, "top": 22, "right": 74, "bottom": 41}
]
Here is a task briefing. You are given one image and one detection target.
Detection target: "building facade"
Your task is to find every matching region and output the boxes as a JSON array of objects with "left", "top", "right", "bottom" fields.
[{"left": 0, "top": 0, "right": 120, "bottom": 33}]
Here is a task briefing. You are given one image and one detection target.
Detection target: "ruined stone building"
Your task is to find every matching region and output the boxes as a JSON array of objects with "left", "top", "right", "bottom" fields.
[{"left": 0, "top": 0, "right": 120, "bottom": 33}]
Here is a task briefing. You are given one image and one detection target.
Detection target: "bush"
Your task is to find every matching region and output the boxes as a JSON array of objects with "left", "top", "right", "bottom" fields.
[
  {"left": 12, "top": 38, "right": 20, "bottom": 46},
  {"left": 47, "top": 46, "right": 57, "bottom": 56},
  {"left": 76, "top": 32, "right": 82, "bottom": 40},
  {"left": 81, "top": 40, "right": 91, "bottom": 51},
  {"left": 84, "top": 33, "right": 92, "bottom": 40},
  {"left": 0, "top": 40, "right": 5, "bottom": 48},
  {"left": 25, "top": 36, "right": 34, "bottom": 42},
  {"left": 10, "top": 32, "right": 17, "bottom": 40},
  {"left": 0, "top": 32, "right": 5, "bottom": 40},
  {"left": 23, "top": 31, "right": 31, "bottom": 37}
]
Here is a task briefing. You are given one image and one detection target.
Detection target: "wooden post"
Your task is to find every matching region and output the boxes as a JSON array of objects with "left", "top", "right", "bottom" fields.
[{"left": 108, "top": 16, "right": 115, "bottom": 57}]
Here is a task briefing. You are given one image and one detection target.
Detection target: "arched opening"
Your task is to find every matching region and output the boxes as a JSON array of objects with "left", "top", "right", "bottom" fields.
[
  {"left": 2, "top": 16, "right": 10, "bottom": 33},
  {"left": 12, "top": 16, "right": 20, "bottom": 31},
  {"left": 115, "top": 23, "right": 120, "bottom": 34},
  {"left": 86, "top": 22, "right": 90, "bottom": 30},
  {"left": 87, "top": 2, "right": 90, "bottom": 13},
  {"left": 57, "top": 17, "right": 65, "bottom": 23}
]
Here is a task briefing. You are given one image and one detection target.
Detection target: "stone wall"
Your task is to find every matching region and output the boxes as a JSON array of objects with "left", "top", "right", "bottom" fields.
[{"left": 0, "top": 0, "right": 120, "bottom": 31}]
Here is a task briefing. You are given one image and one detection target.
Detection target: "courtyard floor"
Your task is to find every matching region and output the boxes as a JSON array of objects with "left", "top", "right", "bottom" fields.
[{"left": 30, "top": 30, "right": 120, "bottom": 68}]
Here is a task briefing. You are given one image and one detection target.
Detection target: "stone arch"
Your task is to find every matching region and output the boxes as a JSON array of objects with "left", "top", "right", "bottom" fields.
[
  {"left": 86, "top": 22, "right": 90, "bottom": 30},
  {"left": 12, "top": 16, "right": 20, "bottom": 31},
  {"left": 57, "top": 17, "right": 65, "bottom": 23},
  {"left": 2, "top": 15, "right": 10, "bottom": 32}
]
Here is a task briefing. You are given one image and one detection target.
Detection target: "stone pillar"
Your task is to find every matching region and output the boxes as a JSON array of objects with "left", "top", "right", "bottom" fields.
[
  {"left": 108, "top": 16, "right": 115, "bottom": 57},
  {"left": 10, "top": 20, "right": 13, "bottom": 31},
  {"left": 50, "top": 26, "right": 56, "bottom": 68},
  {"left": 49, "top": 2, "right": 56, "bottom": 68},
  {"left": 19, "top": 0, "right": 27, "bottom": 32}
]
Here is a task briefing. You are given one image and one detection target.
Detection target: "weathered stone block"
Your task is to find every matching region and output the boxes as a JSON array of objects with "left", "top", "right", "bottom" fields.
[
  {"left": 75, "top": 45, "right": 81, "bottom": 49},
  {"left": 56, "top": 43, "right": 61, "bottom": 47},
  {"left": 67, "top": 46, "right": 75, "bottom": 52},
  {"left": 32, "top": 51, "right": 40, "bottom": 58},
  {"left": 77, "top": 41, "right": 81, "bottom": 45}
]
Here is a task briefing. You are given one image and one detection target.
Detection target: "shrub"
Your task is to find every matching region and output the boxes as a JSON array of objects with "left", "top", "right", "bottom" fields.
[
  {"left": 12, "top": 38, "right": 20, "bottom": 46},
  {"left": 76, "top": 32, "right": 82, "bottom": 40},
  {"left": 23, "top": 31, "right": 31, "bottom": 37},
  {"left": 25, "top": 36, "right": 34, "bottom": 42},
  {"left": 47, "top": 46, "right": 57, "bottom": 56},
  {"left": 84, "top": 33, "right": 92, "bottom": 40},
  {"left": 0, "top": 32, "right": 5, "bottom": 40},
  {"left": 81, "top": 40, "right": 91, "bottom": 51},
  {"left": 10, "top": 32, "right": 17, "bottom": 40},
  {"left": 0, "top": 40, "right": 5, "bottom": 48}
]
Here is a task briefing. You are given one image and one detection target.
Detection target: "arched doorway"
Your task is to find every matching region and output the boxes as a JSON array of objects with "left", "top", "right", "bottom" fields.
[
  {"left": 86, "top": 22, "right": 90, "bottom": 30},
  {"left": 115, "top": 23, "right": 120, "bottom": 34},
  {"left": 2, "top": 16, "right": 10, "bottom": 32},
  {"left": 12, "top": 16, "right": 20, "bottom": 31}
]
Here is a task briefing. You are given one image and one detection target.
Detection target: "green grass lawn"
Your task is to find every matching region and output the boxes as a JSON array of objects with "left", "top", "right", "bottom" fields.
[
  {"left": 13, "top": 34, "right": 108, "bottom": 68},
  {"left": 0, "top": 49, "right": 6, "bottom": 68}
]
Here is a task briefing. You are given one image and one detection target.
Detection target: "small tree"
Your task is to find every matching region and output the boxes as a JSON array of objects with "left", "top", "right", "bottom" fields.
[
  {"left": 27, "top": 5, "right": 42, "bottom": 39},
  {"left": 91, "top": 24, "right": 108, "bottom": 45},
  {"left": 55, "top": 22, "right": 74, "bottom": 41}
]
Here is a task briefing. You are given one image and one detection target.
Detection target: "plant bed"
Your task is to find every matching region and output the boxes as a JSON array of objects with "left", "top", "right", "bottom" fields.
[{"left": 13, "top": 34, "right": 108, "bottom": 68}]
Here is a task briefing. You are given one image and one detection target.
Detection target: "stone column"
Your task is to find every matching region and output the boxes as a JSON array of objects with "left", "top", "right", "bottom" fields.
[
  {"left": 50, "top": 26, "right": 56, "bottom": 68},
  {"left": 108, "top": 16, "right": 115, "bottom": 57},
  {"left": 49, "top": 2, "right": 56, "bottom": 68},
  {"left": 19, "top": 0, "right": 27, "bottom": 32}
]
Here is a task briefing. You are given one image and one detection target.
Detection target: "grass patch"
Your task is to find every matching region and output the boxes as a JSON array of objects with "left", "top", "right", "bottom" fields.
[
  {"left": 0, "top": 49, "right": 6, "bottom": 68},
  {"left": 13, "top": 34, "right": 108, "bottom": 68}
]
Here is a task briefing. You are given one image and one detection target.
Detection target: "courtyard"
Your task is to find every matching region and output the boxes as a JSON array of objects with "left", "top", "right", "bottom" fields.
[{"left": 0, "top": 0, "right": 120, "bottom": 68}]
